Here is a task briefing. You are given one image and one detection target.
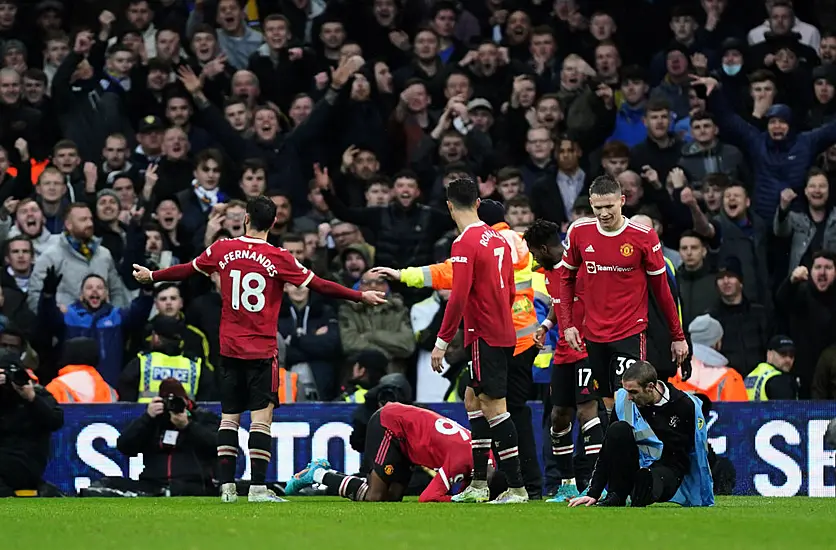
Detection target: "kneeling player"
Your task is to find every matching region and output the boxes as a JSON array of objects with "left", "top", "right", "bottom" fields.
[{"left": 286, "top": 402, "right": 494, "bottom": 502}]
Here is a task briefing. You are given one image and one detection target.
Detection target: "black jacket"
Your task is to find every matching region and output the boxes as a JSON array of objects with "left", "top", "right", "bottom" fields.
[
  {"left": 0, "top": 386, "right": 64, "bottom": 484},
  {"left": 709, "top": 298, "right": 771, "bottom": 377},
  {"left": 116, "top": 406, "right": 219, "bottom": 488}
]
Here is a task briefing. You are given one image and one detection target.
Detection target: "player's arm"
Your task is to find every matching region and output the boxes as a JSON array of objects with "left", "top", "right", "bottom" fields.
[
  {"left": 644, "top": 235, "right": 686, "bottom": 342},
  {"left": 556, "top": 227, "right": 581, "bottom": 333},
  {"left": 275, "top": 249, "right": 365, "bottom": 302},
  {"left": 144, "top": 245, "right": 219, "bottom": 282},
  {"left": 435, "top": 242, "right": 474, "bottom": 350},
  {"left": 417, "top": 472, "right": 453, "bottom": 503},
  {"left": 400, "top": 260, "right": 454, "bottom": 290}
]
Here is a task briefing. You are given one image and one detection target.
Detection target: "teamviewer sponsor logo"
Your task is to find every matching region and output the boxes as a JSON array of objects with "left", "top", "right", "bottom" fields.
[{"left": 586, "top": 261, "right": 634, "bottom": 274}]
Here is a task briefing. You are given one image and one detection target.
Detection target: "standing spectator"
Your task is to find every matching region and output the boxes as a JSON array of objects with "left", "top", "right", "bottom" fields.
[
  {"left": 28, "top": 203, "right": 130, "bottom": 309},
  {"left": 187, "top": 0, "right": 264, "bottom": 70},
  {"left": 630, "top": 98, "right": 683, "bottom": 184},
  {"left": 775, "top": 252, "right": 836, "bottom": 397},
  {"left": 774, "top": 168, "right": 836, "bottom": 274},
  {"left": 6, "top": 199, "right": 52, "bottom": 257},
  {"left": 748, "top": 0, "right": 821, "bottom": 51},
  {"left": 38, "top": 269, "right": 153, "bottom": 388},
  {"left": 710, "top": 257, "right": 771, "bottom": 377},
  {"left": 676, "top": 231, "right": 719, "bottom": 329},
  {"left": 175, "top": 149, "right": 228, "bottom": 252},
  {"left": 338, "top": 269, "right": 415, "bottom": 373},
  {"left": 45, "top": 337, "right": 119, "bottom": 404},
  {"left": 678, "top": 111, "right": 749, "bottom": 189},
  {"left": 715, "top": 183, "right": 771, "bottom": 307},
  {"left": 279, "top": 282, "right": 342, "bottom": 401}
]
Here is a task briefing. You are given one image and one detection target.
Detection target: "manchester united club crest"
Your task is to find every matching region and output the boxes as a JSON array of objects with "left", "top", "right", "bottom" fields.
[
  {"left": 384, "top": 465, "right": 395, "bottom": 475},
  {"left": 620, "top": 243, "right": 634, "bottom": 257}
]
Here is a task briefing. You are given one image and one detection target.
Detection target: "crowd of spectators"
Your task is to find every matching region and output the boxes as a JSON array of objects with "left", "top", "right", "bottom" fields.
[{"left": 0, "top": 0, "right": 835, "bottom": 404}]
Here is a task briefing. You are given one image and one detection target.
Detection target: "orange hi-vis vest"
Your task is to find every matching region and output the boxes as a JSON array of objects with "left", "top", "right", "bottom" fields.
[
  {"left": 400, "top": 222, "right": 538, "bottom": 356},
  {"left": 45, "top": 364, "right": 119, "bottom": 404},
  {"left": 278, "top": 367, "right": 298, "bottom": 403},
  {"left": 669, "top": 359, "right": 748, "bottom": 402}
]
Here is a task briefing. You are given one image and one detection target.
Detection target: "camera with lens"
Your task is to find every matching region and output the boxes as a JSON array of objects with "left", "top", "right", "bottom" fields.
[
  {"left": 163, "top": 394, "right": 187, "bottom": 414},
  {"left": 0, "top": 348, "right": 28, "bottom": 388}
]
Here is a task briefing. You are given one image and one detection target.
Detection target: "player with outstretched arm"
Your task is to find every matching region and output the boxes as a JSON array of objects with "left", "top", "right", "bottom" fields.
[
  {"left": 429, "top": 177, "right": 527, "bottom": 504},
  {"left": 558, "top": 175, "right": 688, "bottom": 425},
  {"left": 133, "top": 196, "right": 386, "bottom": 504}
]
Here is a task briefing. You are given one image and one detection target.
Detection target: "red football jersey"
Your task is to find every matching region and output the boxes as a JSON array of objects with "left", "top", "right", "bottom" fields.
[
  {"left": 379, "top": 403, "right": 475, "bottom": 502},
  {"left": 558, "top": 218, "right": 672, "bottom": 343},
  {"left": 192, "top": 236, "right": 314, "bottom": 359},
  {"left": 437, "top": 222, "right": 516, "bottom": 349},
  {"left": 544, "top": 267, "right": 588, "bottom": 364}
]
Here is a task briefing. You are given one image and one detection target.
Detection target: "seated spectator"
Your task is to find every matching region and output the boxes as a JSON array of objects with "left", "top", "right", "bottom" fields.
[
  {"left": 38, "top": 270, "right": 153, "bottom": 388},
  {"left": 710, "top": 257, "right": 771, "bottom": 377},
  {"left": 86, "top": 378, "right": 219, "bottom": 497},
  {"left": 29, "top": 203, "right": 131, "bottom": 310},
  {"left": 336, "top": 349, "right": 388, "bottom": 403},
  {"left": 46, "top": 337, "right": 118, "bottom": 404},
  {"left": 676, "top": 231, "right": 719, "bottom": 329},
  {"left": 774, "top": 168, "right": 836, "bottom": 274},
  {"left": 0, "top": 350, "right": 63, "bottom": 497},
  {"left": 670, "top": 314, "right": 747, "bottom": 402},
  {"left": 338, "top": 270, "right": 415, "bottom": 373},
  {"left": 279, "top": 282, "right": 342, "bottom": 401},
  {"left": 120, "top": 315, "right": 213, "bottom": 402},
  {"left": 775, "top": 252, "right": 836, "bottom": 398},
  {"left": 744, "top": 335, "right": 799, "bottom": 400}
]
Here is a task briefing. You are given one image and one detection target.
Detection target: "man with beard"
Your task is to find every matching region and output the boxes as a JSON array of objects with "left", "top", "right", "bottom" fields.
[
  {"left": 630, "top": 98, "right": 683, "bottom": 185},
  {"left": 5, "top": 199, "right": 52, "bottom": 257},
  {"left": 774, "top": 168, "right": 836, "bottom": 273},
  {"left": 147, "top": 127, "right": 194, "bottom": 200},
  {"left": 28, "top": 203, "right": 131, "bottom": 310},
  {"left": 776, "top": 251, "right": 836, "bottom": 397},
  {"left": 335, "top": 145, "right": 380, "bottom": 207},
  {"left": 38, "top": 269, "right": 153, "bottom": 388},
  {"left": 99, "top": 134, "right": 140, "bottom": 189}
]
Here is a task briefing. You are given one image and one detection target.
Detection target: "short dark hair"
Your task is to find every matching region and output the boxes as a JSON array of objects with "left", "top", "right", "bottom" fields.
[
  {"left": 690, "top": 110, "right": 715, "bottom": 124},
  {"left": 3, "top": 236, "right": 32, "bottom": 257},
  {"left": 443, "top": 161, "right": 473, "bottom": 178},
  {"left": 22, "top": 68, "right": 46, "bottom": 84},
  {"left": 748, "top": 69, "right": 776, "bottom": 85},
  {"left": 813, "top": 249, "right": 836, "bottom": 265},
  {"left": 523, "top": 219, "right": 561, "bottom": 249},
  {"left": 446, "top": 177, "right": 479, "bottom": 208},
  {"left": 392, "top": 169, "right": 419, "bottom": 183},
  {"left": 281, "top": 233, "right": 304, "bottom": 246},
  {"left": 195, "top": 148, "right": 223, "bottom": 169},
  {"left": 153, "top": 282, "right": 180, "bottom": 297},
  {"left": 703, "top": 172, "right": 731, "bottom": 189},
  {"left": 679, "top": 229, "right": 706, "bottom": 248},
  {"left": 81, "top": 273, "right": 106, "bottom": 290},
  {"left": 807, "top": 167, "right": 828, "bottom": 182},
  {"left": 601, "top": 140, "right": 629, "bottom": 159},
  {"left": 366, "top": 173, "right": 392, "bottom": 188},
  {"left": 506, "top": 195, "right": 531, "bottom": 209},
  {"left": 496, "top": 167, "right": 522, "bottom": 183},
  {"left": 589, "top": 175, "right": 621, "bottom": 196},
  {"left": 246, "top": 196, "right": 277, "bottom": 232},
  {"left": 645, "top": 97, "right": 671, "bottom": 114},
  {"left": 621, "top": 360, "right": 658, "bottom": 386},
  {"left": 241, "top": 157, "right": 266, "bottom": 175}
]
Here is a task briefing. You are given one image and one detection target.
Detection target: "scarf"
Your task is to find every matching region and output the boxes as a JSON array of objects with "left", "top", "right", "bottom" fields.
[
  {"left": 65, "top": 232, "right": 97, "bottom": 261},
  {"left": 192, "top": 179, "right": 226, "bottom": 211}
]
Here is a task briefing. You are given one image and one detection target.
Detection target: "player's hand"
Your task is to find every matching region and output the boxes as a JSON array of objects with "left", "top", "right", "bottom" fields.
[
  {"left": 133, "top": 264, "right": 153, "bottom": 284},
  {"left": 671, "top": 339, "right": 689, "bottom": 367},
  {"left": 370, "top": 266, "right": 401, "bottom": 281},
  {"left": 146, "top": 397, "right": 165, "bottom": 418},
  {"left": 431, "top": 345, "right": 446, "bottom": 373},
  {"left": 568, "top": 495, "right": 596, "bottom": 507},
  {"left": 563, "top": 327, "right": 582, "bottom": 352},
  {"left": 361, "top": 290, "right": 387, "bottom": 306},
  {"left": 534, "top": 326, "right": 547, "bottom": 349}
]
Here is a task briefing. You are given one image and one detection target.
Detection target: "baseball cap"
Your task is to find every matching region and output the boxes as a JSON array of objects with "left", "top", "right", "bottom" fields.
[
  {"left": 716, "top": 256, "right": 743, "bottom": 283},
  {"left": 138, "top": 115, "right": 165, "bottom": 133},
  {"left": 467, "top": 98, "right": 493, "bottom": 112},
  {"left": 767, "top": 335, "right": 795, "bottom": 355}
]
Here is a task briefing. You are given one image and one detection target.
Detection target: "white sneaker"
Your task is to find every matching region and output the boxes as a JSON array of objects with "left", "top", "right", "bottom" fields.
[
  {"left": 248, "top": 486, "right": 289, "bottom": 503},
  {"left": 451, "top": 484, "right": 489, "bottom": 503},
  {"left": 488, "top": 489, "right": 529, "bottom": 504},
  {"left": 220, "top": 482, "right": 237, "bottom": 503}
]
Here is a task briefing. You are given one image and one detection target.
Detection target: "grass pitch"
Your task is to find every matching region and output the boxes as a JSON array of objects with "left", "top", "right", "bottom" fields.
[{"left": 0, "top": 497, "right": 833, "bottom": 550}]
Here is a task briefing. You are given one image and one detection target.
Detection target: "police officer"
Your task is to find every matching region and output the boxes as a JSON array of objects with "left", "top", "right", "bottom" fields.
[
  {"left": 744, "top": 336, "right": 799, "bottom": 400},
  {"left": 118, "top": 316, "right": 213, "bottom": 402},
  {"left": 569, "top": 361, "right": 714, "bottom": 508}
]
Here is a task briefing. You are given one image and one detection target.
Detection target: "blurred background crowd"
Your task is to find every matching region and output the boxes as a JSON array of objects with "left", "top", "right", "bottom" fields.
[{"left": 0, "top": 0, "right": 834, "bottom": 411}]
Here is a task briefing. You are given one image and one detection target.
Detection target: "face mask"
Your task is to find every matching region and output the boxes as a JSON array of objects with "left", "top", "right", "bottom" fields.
[{"left": 723, "top": 64, "right": 742, "bottom": 76}]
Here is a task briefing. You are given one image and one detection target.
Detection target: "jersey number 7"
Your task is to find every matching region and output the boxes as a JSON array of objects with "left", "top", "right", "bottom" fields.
[{"left": 494, "top": 247, "right": 505, "bottom": 289}]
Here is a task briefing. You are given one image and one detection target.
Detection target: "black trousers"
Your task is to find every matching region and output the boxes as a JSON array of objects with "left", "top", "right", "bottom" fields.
[
  {"left": 0, "top": 453, "right": 40, "bottom": 497},
  {"left": 85, "top": 476, "right": 216, "bottom": 497},
  {"left": 506, "top": 346, "right": 542, "bottom": 497},
  {"left": 598, "top": 421, "right": 682, "bottom": 503}
]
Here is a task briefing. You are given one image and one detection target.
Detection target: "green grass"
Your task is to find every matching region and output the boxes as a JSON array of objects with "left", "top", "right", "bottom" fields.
[{"left": 0, "top": 497, "right": 833, "bottom": 550}]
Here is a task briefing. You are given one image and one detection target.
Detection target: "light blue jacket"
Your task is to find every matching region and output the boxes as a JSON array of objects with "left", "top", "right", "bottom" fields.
[{"left": 615, "top": 388, "right": 715, "bottom": 507}]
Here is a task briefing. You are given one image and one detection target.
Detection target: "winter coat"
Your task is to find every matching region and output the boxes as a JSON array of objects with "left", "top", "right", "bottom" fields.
[
  {"left": 338, "top": 294, "right": 416, "bottom": 368},
  {"left": 773, "top": 207, "right": 836, "bottom": 274},
  {"left": 678, "top": 140, "right": 749, "bottom": 189}
]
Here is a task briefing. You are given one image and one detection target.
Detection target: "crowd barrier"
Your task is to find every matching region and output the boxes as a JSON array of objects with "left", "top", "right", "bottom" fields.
[{"left": 47, "top": 401, "right": 836, "bottom": 496}]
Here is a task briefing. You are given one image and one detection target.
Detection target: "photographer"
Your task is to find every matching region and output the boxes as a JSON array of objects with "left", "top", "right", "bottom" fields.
[
  {"left": 569, "top": 361, "right": 714, "bottom": 508},
  {"left": 84, "top": 378, "right": 219, "bottom": 497},
  {"left": 0, "top": 351, "right": 64, "bottom": 497}
]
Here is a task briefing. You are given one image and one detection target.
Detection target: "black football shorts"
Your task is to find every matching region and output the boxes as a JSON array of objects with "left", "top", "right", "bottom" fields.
[
  {"left": 365, "top": 410, "right": 411, "bottom": 486},
  {"left": 218, "top": 355, "right": 280, "bottom": 414},
  {"left": 551, "top": 358, "right": 596, "bottom": 407},
  {"left": 584, "top": 332, "right": 646, "bottom": 399},
  {"left": 468, "top": 339, "right": 514, "bottom": 399}
]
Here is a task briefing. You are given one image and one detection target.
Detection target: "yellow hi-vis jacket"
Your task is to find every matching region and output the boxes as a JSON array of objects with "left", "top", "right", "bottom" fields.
[{"left": 400, "top": 222, "right": 538, "bottom": 356}]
